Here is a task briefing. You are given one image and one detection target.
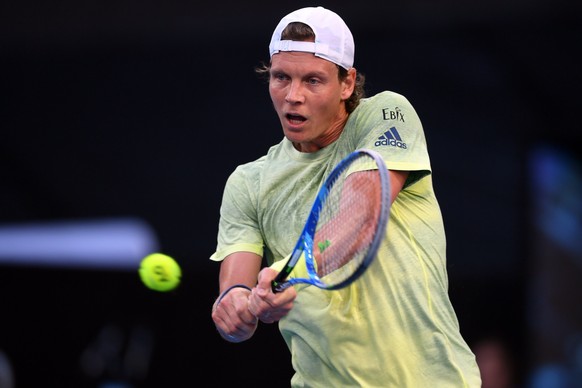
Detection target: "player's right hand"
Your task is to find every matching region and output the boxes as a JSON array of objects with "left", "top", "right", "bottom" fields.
[{"left": 248, "top": 267, "right": 297, "bottom": 324}]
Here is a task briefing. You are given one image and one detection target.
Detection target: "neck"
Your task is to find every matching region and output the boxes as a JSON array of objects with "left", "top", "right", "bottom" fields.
[{"left": 293, "top": 111, "right": 349, "bottom": 153}]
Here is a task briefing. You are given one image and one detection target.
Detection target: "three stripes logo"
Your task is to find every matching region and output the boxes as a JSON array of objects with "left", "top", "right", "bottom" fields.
[{"left": 375, "top": 127, "right": 408, "bottom": 149}]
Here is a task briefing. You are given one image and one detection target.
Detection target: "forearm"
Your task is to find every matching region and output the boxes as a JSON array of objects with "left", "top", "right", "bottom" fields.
[
  {"left": 218, "top": 252, "right": 262, "bottom": 292},
  {"left": 212, "top": 252, "right": 262, "bottom": 342}
]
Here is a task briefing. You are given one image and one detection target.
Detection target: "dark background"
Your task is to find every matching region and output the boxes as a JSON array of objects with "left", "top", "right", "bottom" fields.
[{"left": 1, "top": 1, "right": 581, "bottom": 387}]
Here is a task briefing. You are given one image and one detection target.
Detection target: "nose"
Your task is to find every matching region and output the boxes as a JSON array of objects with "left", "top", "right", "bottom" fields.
[{"left": 285, "top": 81, "right": 305, "bottom": 104}]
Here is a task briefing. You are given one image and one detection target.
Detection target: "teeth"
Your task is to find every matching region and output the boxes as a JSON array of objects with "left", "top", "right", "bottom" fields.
[{"left": 287, "top": 114, "right": 304, "bottom": 123}]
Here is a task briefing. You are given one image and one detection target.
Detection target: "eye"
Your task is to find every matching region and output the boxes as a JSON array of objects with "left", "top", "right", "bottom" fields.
[
  {"left": 272, "top": 72, "right": 289, "bottom": 82},
  {"left": 307, "top": 77, "right": 320, "bottom": 85}
]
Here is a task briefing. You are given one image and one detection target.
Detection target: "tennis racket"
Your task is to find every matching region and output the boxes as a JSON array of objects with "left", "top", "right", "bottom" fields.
[{"left": 272, "top": 148, "right": 391, "bottom": 292}]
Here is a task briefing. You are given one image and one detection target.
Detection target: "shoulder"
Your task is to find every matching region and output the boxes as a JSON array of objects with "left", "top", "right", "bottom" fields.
[
  {"left": 227, "top": 141, "right": 285, "bottom": 184},
  {"left": 349, "top": 91, "right": 415, "bottom": 123},
  {"left": 350, "top": 90, "right": 416, "bottom": 125},
  {"left": 229, "top": 154, "right": 266, "bottom": 185},
  {"left": 351, "top": 90, "right": 422, "bottom": 129},
  {"left": 357, "top": 91, "right": 414, "bottom": 111}
]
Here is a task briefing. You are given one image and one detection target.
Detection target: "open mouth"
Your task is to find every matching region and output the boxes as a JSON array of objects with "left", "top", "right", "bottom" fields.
[{"left": 286, "top": 113, "right": 306, "bottom": 124}]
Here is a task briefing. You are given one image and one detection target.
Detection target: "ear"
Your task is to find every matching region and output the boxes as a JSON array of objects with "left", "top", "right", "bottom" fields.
[{"left": 341, "top": 68, "right": 357, "bottom": 100}]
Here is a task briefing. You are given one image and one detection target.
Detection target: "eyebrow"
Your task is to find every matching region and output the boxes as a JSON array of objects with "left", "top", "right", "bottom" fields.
[{"left": 270, "top": 66, "right": 330, "bottom": 79}]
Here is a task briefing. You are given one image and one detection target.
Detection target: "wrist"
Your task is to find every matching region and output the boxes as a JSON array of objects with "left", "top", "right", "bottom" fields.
[{"left": 214, "top": 284, "right": 252, "bottom": 307}]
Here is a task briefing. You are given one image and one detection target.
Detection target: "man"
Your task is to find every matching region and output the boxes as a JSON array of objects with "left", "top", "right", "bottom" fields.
[{"left": 210, "top": 6, "right": 481, "bottom": 387}]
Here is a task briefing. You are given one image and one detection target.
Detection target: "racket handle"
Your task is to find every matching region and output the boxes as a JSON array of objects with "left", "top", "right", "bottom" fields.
[
  {"left": 272, "top": 282, "right": 291, "bottom": 293},
  {"left": 271, "top": 275, "right": 290, "bottom": 293}
]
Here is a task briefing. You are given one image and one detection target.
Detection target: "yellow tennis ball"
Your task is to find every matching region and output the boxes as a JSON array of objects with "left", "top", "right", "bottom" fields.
[{"left": 139, "top": 253, "right": 182, "bottom": 292}]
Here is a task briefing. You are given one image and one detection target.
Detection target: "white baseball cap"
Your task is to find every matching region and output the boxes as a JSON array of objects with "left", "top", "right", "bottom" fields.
[{"left": 269, "top": 6, "right": 355, "bottom": 70}]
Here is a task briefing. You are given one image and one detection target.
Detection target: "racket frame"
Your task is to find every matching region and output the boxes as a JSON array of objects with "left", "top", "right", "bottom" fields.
[{"left": 272, "top": 149, "right": 390, "bottom": 292}]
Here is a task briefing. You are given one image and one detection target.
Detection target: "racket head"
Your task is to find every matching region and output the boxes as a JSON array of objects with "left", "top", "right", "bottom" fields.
[{"left": 272, "top": 149, "right": 391, "bottom": 292}]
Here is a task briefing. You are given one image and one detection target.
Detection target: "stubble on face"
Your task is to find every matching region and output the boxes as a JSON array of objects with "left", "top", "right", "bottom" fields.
[{"left": 269, "top": 52, "right": 350, "bottom": 153}]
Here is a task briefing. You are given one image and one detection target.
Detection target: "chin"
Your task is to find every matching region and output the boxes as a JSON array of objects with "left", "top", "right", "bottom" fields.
[{"left": 283, "top": 132, "right": 305, "bottom": 143}]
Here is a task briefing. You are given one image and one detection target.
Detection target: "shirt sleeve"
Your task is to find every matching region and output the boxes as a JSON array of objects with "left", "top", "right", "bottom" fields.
[
  {"left": 347, "top": 91, "right": 432, "bottom": 188},
  {"left": 209, "top": 165, "right": 265, "bottom": 262}
]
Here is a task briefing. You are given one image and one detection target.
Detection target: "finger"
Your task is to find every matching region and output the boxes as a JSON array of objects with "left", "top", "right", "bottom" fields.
[
  {"left": 260, "top": 311, "right": 275, "bottom": 323},
  {"left": 247, "top": 298, "right": 259, "bottom": 318}
]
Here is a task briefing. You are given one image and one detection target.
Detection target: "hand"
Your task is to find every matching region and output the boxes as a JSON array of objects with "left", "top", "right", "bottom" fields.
[
  {"left": 212, "top": 287, "right": 258, "bottom": 343},
  {"left": 248, "top": 267, "right": 297, "bottom": 324}
]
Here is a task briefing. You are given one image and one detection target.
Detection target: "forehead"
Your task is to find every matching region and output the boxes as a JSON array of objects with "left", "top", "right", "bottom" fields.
[{"left": 270, "top": 51, "right": 338, "bottom": 74}]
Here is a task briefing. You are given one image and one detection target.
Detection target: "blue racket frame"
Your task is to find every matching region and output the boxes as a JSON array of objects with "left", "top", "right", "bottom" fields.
[{"left": 272, "top": 149, "right": 391, "bottom": 292}]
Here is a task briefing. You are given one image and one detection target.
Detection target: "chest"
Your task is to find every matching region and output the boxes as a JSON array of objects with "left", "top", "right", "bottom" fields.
[{"left": 257, "top": 163, "right": 328, "bottom": 257}]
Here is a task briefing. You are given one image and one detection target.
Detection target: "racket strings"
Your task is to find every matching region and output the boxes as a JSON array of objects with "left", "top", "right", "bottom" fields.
[{"left": 314, "top": 156, "right": 383, "bottom": 285}]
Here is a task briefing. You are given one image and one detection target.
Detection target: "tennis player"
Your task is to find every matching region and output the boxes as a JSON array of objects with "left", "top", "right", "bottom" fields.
[{"left": 210, "top": 6, "right": 481, "bottom": 387}]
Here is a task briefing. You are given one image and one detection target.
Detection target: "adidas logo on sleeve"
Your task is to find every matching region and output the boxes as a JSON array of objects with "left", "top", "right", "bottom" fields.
[{"left": 375, "top": 127, "right": 407, "bottom": 149}]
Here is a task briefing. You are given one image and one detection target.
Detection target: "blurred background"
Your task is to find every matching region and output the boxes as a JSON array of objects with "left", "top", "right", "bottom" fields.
[{"left": 1, "top": 0, "right": 581, "bottom": 387}]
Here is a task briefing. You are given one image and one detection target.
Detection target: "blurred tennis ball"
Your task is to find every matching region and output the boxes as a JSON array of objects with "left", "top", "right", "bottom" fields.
[{"left": 139, "top": 253, "right": 182, "bottom": 292}]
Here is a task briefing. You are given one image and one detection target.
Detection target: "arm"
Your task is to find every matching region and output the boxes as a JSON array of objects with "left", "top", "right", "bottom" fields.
[
  {"left": 313, "top": 168, "right": 408, "bottom": 275},
  {"left": 211, "top": 252, "right": 262, "bottom": 343},
  {"left": 389, "top": 169, "right": 408, "bottom": 204},
  {"left": 248, "top": 170, "right": 407, "bottom": 322}
]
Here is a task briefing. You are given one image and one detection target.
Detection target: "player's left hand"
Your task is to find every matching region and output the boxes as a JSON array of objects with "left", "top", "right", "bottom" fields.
[{"left": 212, "top": 287, "right": 258, "bottom": 343}]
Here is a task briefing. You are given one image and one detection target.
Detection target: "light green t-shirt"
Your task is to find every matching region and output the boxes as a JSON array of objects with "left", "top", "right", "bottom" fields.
[{"left": 210, "top": 91, "right": 481, "bottom": 387}]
